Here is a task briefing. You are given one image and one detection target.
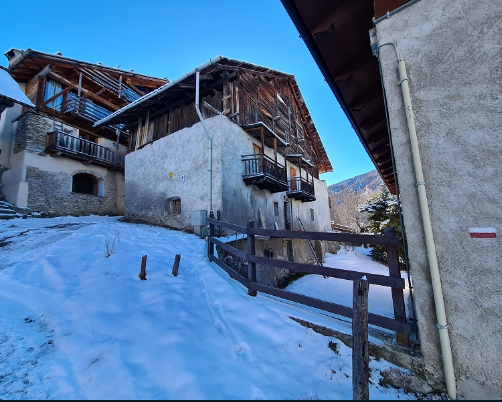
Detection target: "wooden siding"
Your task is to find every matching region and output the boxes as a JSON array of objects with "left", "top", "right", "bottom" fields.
[{"left": 128, "top": 72, "right": 325, "bottom": 177}]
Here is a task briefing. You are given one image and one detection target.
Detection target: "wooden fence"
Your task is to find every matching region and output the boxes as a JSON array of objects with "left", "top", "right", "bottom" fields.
[{"left": 207, "top": 214, "right": 410, "bottom": 345}]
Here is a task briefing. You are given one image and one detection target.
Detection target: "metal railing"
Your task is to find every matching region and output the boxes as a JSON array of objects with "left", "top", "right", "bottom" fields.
[{"left": 45, "top": 130, "right": 125, "bottom": 169}]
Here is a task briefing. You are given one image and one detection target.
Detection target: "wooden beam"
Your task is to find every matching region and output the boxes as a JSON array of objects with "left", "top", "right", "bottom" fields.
[{"left": 47, "top": 71, "right": 120, "bottom": 111}]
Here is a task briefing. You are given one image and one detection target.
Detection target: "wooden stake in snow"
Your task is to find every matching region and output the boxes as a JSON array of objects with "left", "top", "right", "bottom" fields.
[
  {"left": 353, "top": 276, "right": 369, "bottom": 400},
  {"left": 139, "top": 255, "right": 147, "bottom": 280},
  {"left": 172, "top": 254, "right": 181, "bottom": 277}
]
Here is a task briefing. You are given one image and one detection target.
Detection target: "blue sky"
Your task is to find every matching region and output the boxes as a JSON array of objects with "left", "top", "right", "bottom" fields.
[{"left": 0, "top": 0, "right": 376, "bottom": 185}]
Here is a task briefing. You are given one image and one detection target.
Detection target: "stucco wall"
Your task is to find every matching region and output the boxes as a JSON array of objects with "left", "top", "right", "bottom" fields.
[
  {"left": 125, "top": 115, "right": 224, "bottom": 229},
  {"left": 374, "top": 0, "right": 502, "bottom": 398},
  {"left": 0, "top": 103, "right": 22, "bottom": 171},
  {"left": 125, "top": 114, "right": 333, "bottom": 282}
]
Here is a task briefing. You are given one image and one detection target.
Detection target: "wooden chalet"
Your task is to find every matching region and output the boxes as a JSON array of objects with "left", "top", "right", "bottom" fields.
[
  {"left": 96, "top": 56, "right": 332, "bottom": 202},
  {"left": 5, "top": 48, "right": 168, "bottom": 171}
]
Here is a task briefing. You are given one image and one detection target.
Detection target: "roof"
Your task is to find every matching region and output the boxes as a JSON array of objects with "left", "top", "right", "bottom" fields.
[
  {"left": 5, "top": 48, "right": 168, "bottom": 89},
  {"left": 280, "top": 0, "right": 411, "bottom": 194},
  {"left": 94, "top": 56, "right": 332, "bottom": 173},
  {"left": 94, "top": 56, "right": 293, "bottom": 127},
  {"left": 0, "top": 66, "right": 35, "bottom": 108}
]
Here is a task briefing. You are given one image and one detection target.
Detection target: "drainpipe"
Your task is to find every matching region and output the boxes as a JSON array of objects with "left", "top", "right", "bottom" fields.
[
  {"left": 195, "top": 69, "right": 213, "bottom": 216},
  {"left": 378, "top": 41, "right": 456, "bottom": 399}
]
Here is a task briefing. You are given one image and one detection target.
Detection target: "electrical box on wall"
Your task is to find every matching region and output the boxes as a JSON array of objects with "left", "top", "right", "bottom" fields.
[{"left": 191, "top": 210, "right": 207, "bottom": 227}]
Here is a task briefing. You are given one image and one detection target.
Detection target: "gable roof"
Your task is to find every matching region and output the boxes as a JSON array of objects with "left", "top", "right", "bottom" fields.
[
  {"left": 5, "top": 48, "right": 167, "bottom": 90},
  {"left": 95, "top": 56, "right": 332, "bottom": 173},
  {"left": 280, "top": 0, "right": 408, "bottom": 194}
]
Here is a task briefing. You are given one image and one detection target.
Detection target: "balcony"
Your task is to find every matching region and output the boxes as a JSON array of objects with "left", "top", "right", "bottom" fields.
[
  {"left": 287, "top": 176, "right": 316, "bottom": 202},
  {"left": 63, "top": 95, "right": 125, "bottom": 134},
  {"left": 45, "top": 130, "right": 125, "bottom": 171},
  {"left": 242, "top": 153, "right": 288, "bottom": 193}
]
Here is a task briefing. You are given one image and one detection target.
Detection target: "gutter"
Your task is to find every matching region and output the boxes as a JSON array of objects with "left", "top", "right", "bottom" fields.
[{"left": 195, "top": 69, "right": 213, "bottom": 216}]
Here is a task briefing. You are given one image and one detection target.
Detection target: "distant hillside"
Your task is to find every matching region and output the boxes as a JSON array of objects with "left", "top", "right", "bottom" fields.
[
  {"left": 327, "top": 169, "right": 385, "bottom": 232},
  {"left": 328, "top": 169, "right": 383, "bottom": 196}
]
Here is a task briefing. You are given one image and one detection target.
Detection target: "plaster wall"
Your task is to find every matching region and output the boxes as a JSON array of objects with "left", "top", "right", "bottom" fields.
[
  {"left": 374, "top": 0, "right": 502, "bottom": 398},
  {"left": 126, "top": 114, "right": 333, "bottom": 277},
  {"left": 125, "top": 115, "right": 225, "bottom": 229},
  {"left": 0, "top": 103, "right": 22, "bottom": 170}
]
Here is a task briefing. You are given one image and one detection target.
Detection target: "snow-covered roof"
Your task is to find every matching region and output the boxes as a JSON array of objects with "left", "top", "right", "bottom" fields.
[{"left": 0, "top": 67, "right": 35, "bottom": 108}]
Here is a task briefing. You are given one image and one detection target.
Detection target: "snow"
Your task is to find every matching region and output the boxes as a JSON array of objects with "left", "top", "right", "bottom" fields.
[
  {"left": 0, "top": 68, "right": 35, "bottom": 108},
  {"left": 0, "top": 214, "right": 421, "bottom": 400}
]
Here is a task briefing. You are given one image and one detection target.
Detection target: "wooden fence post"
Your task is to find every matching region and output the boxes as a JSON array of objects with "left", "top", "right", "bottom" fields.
[
  {"left": 208, "top": 212, "right": 215, "bottom": 258},
  {"left": 353, "top": 276, "right": 370, "bottom": 400},
  {"left": 139, "top": 255, "right": 147, "bottom": 280},
  {"left": 383, "top": 227, "right": 409, "bottom": 346},
  {"left": 246, "top": 220, "right": 257, "bottom": 297},
  {"left": 172, "top": 254, "right": 181, "bottom": 277}
]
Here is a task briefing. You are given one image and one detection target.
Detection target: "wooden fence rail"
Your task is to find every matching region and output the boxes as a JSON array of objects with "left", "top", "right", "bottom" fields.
[{"left": 207, "top": 214, "right": 410, "bottom": 345}]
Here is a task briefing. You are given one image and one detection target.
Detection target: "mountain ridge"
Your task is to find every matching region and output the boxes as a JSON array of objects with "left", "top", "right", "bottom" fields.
[{"left": 328, "top": 169, "right": 383, "bottom": 196}]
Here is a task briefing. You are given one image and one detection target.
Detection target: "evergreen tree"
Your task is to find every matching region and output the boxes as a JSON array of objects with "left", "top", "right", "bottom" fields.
[{"left": 359, "top": 184, "right": 406, "bottom": 270}]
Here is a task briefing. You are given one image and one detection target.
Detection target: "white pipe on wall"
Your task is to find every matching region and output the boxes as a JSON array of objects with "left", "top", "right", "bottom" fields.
[
  {"left": 396, "top": 57, "right": 457, "bottom": 399},
  {"left": 195, "top": 69, "right": 213, "bottom": 216},
  {"left": 375, "top": 39, "right": 456, "bottom": 399}
]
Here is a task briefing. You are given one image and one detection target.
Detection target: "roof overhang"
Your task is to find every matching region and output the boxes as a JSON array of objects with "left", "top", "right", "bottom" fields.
[{"left": 280, "top": 0, "right": 412, "bottom": 194}]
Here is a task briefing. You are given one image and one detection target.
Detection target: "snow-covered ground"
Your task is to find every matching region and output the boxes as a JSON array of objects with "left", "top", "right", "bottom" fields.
[{"left": 0, "top": 214, "right": 426, "bottom": 400}]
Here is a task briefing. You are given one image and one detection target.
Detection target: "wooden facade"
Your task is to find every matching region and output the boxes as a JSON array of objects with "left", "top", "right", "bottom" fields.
[
  {"left": 6, "top": 48, "right": 167, "bottom": 153},
  {"left": 101, "top": 58, "right": 332, "bottom": 179}
]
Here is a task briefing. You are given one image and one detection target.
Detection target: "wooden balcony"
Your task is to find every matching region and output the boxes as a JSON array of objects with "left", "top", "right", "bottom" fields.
[
  {"left": 287, "top": 176, "right": 316, "bottom": 202},
  {"left": 63, "top": 95, "right": 125, "bottom": 134},
  {"left": 45, "top": 130, "right": 125, "bottom": 171},
  {"left": 242, "top": 153, "right": 288, "bottom": 193}
]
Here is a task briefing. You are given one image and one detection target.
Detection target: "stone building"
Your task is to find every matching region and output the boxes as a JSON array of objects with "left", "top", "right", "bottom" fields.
[
  {"left": 95, "top": 57, "right": 334, "bottom": 283},
  {"left": 281, "top": 0, "right": 502, "bottom": 399},
  {"left": 0, "top": 48, "right": 167, "bottom": 216}
]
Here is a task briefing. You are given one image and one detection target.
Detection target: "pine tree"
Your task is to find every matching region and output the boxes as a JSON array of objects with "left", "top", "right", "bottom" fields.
[{"left": 359, "top": 184, "right": 406, "bottom": 270}]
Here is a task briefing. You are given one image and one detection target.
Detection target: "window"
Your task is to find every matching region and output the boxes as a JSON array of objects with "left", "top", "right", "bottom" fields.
[
  {"left": 273, "top": 201, "right": 279, "bottom": 216},
  {"left": 44, "top": 79, "right": 64, "bottom": 111},
  {"left": 72, "top": 173, "right": 98, "bottom": 195},
  {"left": 310, "top": 208, "right": 315, "bottom": 221},
  {"left": 165, "top": 197, "right": 181, "bottom": 216}
]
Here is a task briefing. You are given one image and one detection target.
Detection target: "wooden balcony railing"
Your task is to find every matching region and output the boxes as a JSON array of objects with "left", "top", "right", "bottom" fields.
[
  {"left": 45, "top": 130, "right": 125, "bottom": 170},
  {"left": 242, "top": 153, "right": 288, "bottom": 193},
  {"left": 287, "top": 176, "right": 315, "bottom": 202},
  {"left": 64, "top": 95, "right": 125, "bottom": 134}
]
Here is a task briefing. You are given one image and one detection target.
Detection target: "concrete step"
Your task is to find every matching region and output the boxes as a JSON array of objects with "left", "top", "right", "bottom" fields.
[{"left": 0, "top": 208, "right": 16, "bottom": 214}]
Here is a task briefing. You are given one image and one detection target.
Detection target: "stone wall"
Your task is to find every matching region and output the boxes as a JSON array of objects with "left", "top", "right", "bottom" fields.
[
  {"left": 26, "top": 167, "right": 119, "bottom": 216},
  {"left": 14, "top": 111, "right": 51, "bottom": 154}
]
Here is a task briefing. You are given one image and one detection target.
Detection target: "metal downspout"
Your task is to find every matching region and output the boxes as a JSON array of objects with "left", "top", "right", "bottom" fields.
[
  {"left": 378, "top": 42, "right": 456, "bottom": 398},
  {"left": 195, "top": 69, "right": 213, "bottom": 216}
]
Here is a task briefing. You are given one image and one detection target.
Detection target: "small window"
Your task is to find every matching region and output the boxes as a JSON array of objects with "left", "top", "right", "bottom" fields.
[
  {"left": 273, "top": 201, "right": 279, "bottom": 216},
  {"left": 310, "top": 208, "right": 315, "bottom": 221},
  {"left": 165, "top": 197, "right": 181, "bottom": 216},
  {"left": 44, "top": 79, "right": 64, "bottom": 111},
  {"left": 72, "top": 173, "right": 98, "bottom": 195}
]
